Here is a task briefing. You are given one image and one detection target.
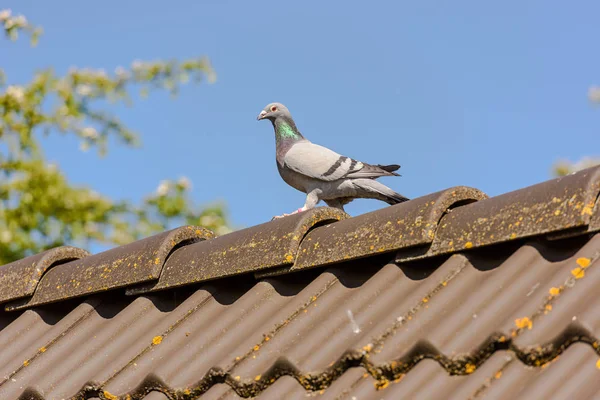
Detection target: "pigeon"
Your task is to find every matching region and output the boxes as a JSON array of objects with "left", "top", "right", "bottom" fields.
[{"left": 257, "top": 102, "right": 409, "bottom": 219}]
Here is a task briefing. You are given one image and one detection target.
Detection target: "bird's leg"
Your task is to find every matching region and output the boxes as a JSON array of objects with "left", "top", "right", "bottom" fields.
[
  {"left": 272, "top": 191, "right": 319, "bottom": 220},
  {"left": 272, "top": 206, "right": 307, "bottom": 220},
  {"left": 324, "top": 199, "right": 346, "bottom": 213}
]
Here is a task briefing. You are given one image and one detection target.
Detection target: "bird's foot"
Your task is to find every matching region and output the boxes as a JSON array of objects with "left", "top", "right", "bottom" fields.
[{"left": 271, "top": 207, "right": 307, "bottom": 220}]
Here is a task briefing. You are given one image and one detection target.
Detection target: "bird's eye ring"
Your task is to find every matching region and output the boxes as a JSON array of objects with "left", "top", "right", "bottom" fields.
[{"left": 270, "top": 106, "right": 277, "bottom": 112}]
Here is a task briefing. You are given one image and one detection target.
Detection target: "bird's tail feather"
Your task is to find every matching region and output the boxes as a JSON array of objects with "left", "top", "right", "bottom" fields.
[
  {"left": 353, "top": 179, "right": 410, "bottom": 205},
  {"left": 375, "top": 164, "right": 401, "bottom": 173}
]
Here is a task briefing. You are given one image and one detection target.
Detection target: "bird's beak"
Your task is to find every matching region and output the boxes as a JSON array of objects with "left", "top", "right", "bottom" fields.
[{"left": 257, "top": 110, "right": 267, "bottom": 121}]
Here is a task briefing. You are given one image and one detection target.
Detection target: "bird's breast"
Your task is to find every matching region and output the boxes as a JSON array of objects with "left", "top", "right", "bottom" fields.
[{"left": 277, "top": 162, "right": 308, "bottom": 194}]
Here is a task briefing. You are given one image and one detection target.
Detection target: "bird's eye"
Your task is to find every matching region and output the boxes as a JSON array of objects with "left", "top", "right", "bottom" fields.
[{"left": 270, "top": 106, "right": 277, "bottom": 112}]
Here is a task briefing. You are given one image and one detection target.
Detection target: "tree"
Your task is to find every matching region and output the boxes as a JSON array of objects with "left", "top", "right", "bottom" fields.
[
  {"left": 553, "top": 86, "right": 600, "bottom": 177},
  {"left": 0, "top": 9, "right": 231, "bottom": 264}
]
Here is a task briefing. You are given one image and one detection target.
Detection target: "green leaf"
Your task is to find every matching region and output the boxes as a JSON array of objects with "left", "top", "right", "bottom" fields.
[{"left": 0, "top": 10, "right": 230, "bottom": 264}]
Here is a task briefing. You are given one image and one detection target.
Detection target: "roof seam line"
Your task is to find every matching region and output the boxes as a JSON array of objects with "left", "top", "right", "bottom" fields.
[
  {"left": 101, "top": 293, "right": 216, "bottom": 388},
  {"left": 514, "top": 249, "right": 600, "bottom": 338},
  {"left": 370, "top": 255, "right": 469, "bottom": 351},
  {"left": 470, "top": 355, "right": 516, "bottom": 399},
  {"left": 224, "top": 276, "right": 341, "bottom": 371},
  {"left": 0, "top": 296, "right": 104, "bottom": 388}
]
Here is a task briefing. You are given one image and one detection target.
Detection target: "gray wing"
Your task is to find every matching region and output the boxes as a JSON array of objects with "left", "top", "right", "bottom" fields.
[{"left": 283, "top": 141, "right": 396, "bottom": 182}]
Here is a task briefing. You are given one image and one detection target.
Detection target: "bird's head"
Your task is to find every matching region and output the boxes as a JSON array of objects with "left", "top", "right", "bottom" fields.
[{"left": 257, "top": 102, "right": 290, "bottom": 122}]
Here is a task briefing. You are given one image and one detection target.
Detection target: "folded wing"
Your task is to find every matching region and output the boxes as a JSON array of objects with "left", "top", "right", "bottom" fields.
[{"left": 283, "top": 141, "right": 399, "bottom": 182}]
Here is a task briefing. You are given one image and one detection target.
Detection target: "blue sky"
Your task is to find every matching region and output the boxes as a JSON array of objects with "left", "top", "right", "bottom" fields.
[{"left": 2, "top": 1, "right": 599, "bottom": 230}]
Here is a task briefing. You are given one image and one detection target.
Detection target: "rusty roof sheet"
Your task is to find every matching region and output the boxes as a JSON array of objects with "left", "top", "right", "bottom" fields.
[{"left": 0, "top": 165, "right": 599, "bottom": 399}]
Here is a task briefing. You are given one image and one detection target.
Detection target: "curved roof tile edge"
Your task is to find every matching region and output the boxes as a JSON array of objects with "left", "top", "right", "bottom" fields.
[
  {"left": 0, "top": 246, "right": 90, "bottom": 305},
  {"left": 126, "top": 207, "right": 349, "bottom": 295},
  {"left": 268, "top": 186, "right": 486, "bottom": 275},
  {"left": 4, "top": 226, "right": 213, "bottom": 311}
]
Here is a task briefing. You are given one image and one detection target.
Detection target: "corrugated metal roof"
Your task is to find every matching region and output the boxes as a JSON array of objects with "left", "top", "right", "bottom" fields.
[{"left": 0, "top": 165, "right": 599, "bottom": 399}]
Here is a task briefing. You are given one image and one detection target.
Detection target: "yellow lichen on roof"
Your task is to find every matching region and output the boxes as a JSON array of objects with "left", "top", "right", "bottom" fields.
[
  {"left": 515, "top": 317, "right": 533, "bottom": 330},
  {"left": 576, "top": 257, "right": 591, "bottom": 268},
  {"left": 571, "top": 267, "right": 585, "bottom": 279},
  {"left": 375, "top": 378, "right": 390, "bottom": 390},
  {"left": 104, "top": 391, "right": 118, "bottom": 400},
  {"left": 596, "top": 359, "right": 600, "bottom": 369},
  {"left": 549, "top": 287, "right": 560, "bottom": 296},
  {"left": 465, "top": 363, "right": 476, "bottom": 374},
  {"left": 581, "top": 205, "right": 594, "bottom": 216},
  {"left": 152, "top": 335, "right": 163, "bottom": 345}
]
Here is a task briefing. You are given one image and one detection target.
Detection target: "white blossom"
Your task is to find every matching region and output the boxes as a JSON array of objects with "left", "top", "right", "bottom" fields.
[
  {"left": 0, "top": 9, "right": 11, "bottom": 21},
  {"left": 199, "top": 215, "right": 219, "bottom": 226},
  {"left": 115, "top": 66, "right": 129, "bottom": 79},
  {"left": 81, "top": 127, "right": 99, "bottom": 139},
  {"left": 177, "top": 176, "right": 192, "bottom": 190},
  {"left": 76, "top": 84, "right": 93, "bottom": 96},
  {"left": 131, "top": 60, "right": 144, "bottom": 70},
  {"left": 589, "top": 86, "right": 600, "bottom": 103},
  {"left": 79, "top": 141, "right": 90, "bottom": 152},
  {"left": 156, "top": 180, "right": 170, "bottom": 196},
  {"left": 13, "top": 15, "right": 26, "bottom": 26},
  {"left": 6, "top": 85, "right": 25, "bottom": 103},
  {"left": 0, "top": 231, "right": 12, "bottom": 243}
]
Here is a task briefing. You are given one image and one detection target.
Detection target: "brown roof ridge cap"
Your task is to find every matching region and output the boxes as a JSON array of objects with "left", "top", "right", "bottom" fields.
[
  {"left": 425, "top": 165, "right": 600, "bottom": 257},
  {"left": 589, "top": 175, "right": 600, "bottom": 232},
  {"left": 269, "top": 186, "right": 487, "bottom": 274},
  {"left": 126, "top": 207, "right": 348, "bottom": 295},
  {"left": 0, "top": 246, "right": 90, "bottom": 305},
  {"left": 5, "top": 226, "right": 213, "bottom": 311}
]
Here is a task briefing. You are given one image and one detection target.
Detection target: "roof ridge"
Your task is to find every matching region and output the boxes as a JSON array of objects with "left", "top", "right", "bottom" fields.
[{"left": 1, "top": 165, "right": 599, "bottom": 312}]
